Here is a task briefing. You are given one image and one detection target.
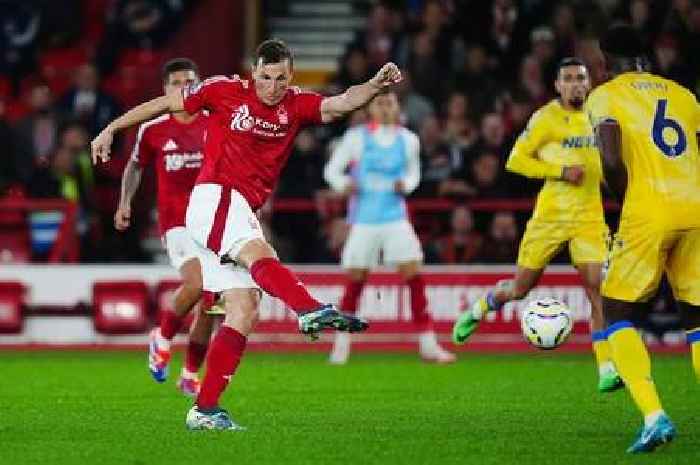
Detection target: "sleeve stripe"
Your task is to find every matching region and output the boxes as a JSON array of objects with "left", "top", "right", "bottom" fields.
[{"left": 131, "top": 115, "right": 169, "bottom": 161}]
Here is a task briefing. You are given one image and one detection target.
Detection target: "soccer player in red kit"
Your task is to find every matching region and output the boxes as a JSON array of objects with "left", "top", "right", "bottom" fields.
[
  {"left": 92, "top": 39, "right": 402, "bottom": 430},
  {"left": 115, "top": 58, "right": 214, "bottom": 396}
]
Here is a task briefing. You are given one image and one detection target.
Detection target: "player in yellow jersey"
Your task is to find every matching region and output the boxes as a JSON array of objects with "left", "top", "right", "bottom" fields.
[
  {"left": 586, "top": 24, "right": 700, "bottom": 453},
  {"left": 452, "top": 58, "right": 622, "bottom": 392}
]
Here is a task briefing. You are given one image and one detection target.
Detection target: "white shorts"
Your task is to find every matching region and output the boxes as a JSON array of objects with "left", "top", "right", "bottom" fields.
[
  {"left": 185, "top": 184, "right": 261, "bottom": 292},
  {"left": 163, "top": 226, "right": 198, "bottom": 270},
  {"left": 341, "top": 220, "right": 423, "bottom": 269}
]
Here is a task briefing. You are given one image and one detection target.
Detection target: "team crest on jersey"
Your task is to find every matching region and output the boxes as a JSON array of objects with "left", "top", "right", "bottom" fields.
[{"left": 277, "top": 106, "right": 288, "bottom": 125}]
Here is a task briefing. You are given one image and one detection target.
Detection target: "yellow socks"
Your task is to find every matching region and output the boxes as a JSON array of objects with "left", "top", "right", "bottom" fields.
[
  {"left": 592, "top": 330, "right": 613, "bottom": 375},
  {"left": 688, "top": 328, "right": 700, "bottom": 381},
  {"left": 607, "top": 321, "right": 663, "bottom": 416}
]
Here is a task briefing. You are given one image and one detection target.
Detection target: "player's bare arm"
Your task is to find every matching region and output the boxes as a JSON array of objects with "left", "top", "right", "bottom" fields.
[
  {"left": 595, "top": 120, "right": 627, "bottom": 199},
  {"left": 114, "top": 159, "right": 143, "bottom": 231},
  {"left": 91, "top": 92, "right": 184, "bottom": 164},
  {"left": 320, "top": 62, "right": 402, "bottom": 123}
]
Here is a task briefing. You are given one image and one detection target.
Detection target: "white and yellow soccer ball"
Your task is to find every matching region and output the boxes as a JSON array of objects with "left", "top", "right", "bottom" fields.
[{"left": 520, "top": 298, "right": 573, "bottom": 350}]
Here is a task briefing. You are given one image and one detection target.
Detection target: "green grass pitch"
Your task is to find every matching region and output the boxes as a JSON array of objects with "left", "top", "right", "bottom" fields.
[{"left": 2, "top": 350, "right": 698, "bottom": 464}]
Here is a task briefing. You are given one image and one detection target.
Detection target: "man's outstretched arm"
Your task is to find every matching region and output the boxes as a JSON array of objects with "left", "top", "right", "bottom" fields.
[
  {"left": 91, "top": 92, "right": 184, "bottom": 164},
  {"left": 320, "top": 62, "right": 402, "bottom": 123},
  {"left": 114, "top": 159, "right": 143, "bottom": 231}
]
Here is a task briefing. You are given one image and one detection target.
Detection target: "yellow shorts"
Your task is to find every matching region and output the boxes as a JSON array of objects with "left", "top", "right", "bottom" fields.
[
  {"left": 517, "top": 220, "right": 609, "bottom": 270},
  {"left": 602, "top": 219, "right": 700, "bottom": 304}
]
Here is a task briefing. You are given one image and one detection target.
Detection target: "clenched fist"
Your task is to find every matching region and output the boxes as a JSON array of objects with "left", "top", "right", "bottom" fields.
[{"left": 369, "top": 62, "right": 402, "bottom": 89}]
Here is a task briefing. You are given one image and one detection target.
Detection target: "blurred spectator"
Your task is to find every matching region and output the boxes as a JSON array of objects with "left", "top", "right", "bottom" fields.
[
  {"left": 449, "top": 42, "right": 502, "bottom": 117},
  {"left": 468, "top": 151, "right": 510, "bottom": 197},
  {"left": 327, "top": 46, "right": 373, "bottom": 94},
  {"left": 27, "top": 143, "right": 94, "bottom": 260},
  {"left": 465, "top": 112, "right": 510, "bottom": 162},
  {"left": 395, "top": 68, "right": 435, "bottom": 132},
  {"left": 58, "top": 121, "right": 94, "bottom": 189},
  {"left": 529, "top": 26, "right": 557, "bottom": 86},
  {"left": 37, "top": 0, "right": 83, "bottom": 49},
  {"left": 14, "top": 82, "right": 61, "bottom": 183},
  {"left": 57, "top": 63, "right": 122, "bottom": 137},
  {"left": 403, "top": 29, "right": 445, "bottom": 106},
  {"left": 0, "top": 2, "right": 40, "bottom": 90},
  {"left": 475, "top": 211, "right": 519, "bottom": 263},
  {"left": 96, "top": 0, "right": 188, "bottom": 74},
  {"left": 653, "top": 34, "right": 694, "bottom": 89},
  {"left": 426, "top": 205, "right": 483, "bottom": 264},
  {"left": 519, "top": 55, "right": 548, "bottom": 105},
  {"left": 277, "top": 129, "right": 325, "bottom": 198},
  {"left": 350, "top": 2, "right": 402, "bottom": 70},
  {"left": 482, "top": 0, "right": 528, "bottom": 81},
  {"left": 416, "top": 0, "right": 462, "bottom": 70},
  {"left": 442, "top": 91, "right": 477, "bottom": 152},
  {"left": 415, "top": 115, "right": 473, "bottom": 197},
  {"left": 504, "top": 89, "right": 535, "bottom": 138},
  {"left": 550, "top": 2, "right": 577, "bottom": 57},
  {"left": 0, "top": 98, "right": 19, "bottom": 195}
]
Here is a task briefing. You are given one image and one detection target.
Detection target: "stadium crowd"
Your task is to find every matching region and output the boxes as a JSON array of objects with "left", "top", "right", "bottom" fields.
[{"left": 0, "top": 0, "right": 699, "bottom": 265}]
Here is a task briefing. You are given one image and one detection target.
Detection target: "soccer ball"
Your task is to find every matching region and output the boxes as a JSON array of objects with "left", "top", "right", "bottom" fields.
[{"left": 520, "top": 298, "right": 573, "bottom": 350}]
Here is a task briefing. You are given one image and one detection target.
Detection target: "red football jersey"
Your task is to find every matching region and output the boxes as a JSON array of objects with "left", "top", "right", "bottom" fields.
[
  {"left": 131, "top": 112, "right": 208, "bottom": 235},
  {"left": 182, "top": 75, "right": 323, "bottom": 210}
]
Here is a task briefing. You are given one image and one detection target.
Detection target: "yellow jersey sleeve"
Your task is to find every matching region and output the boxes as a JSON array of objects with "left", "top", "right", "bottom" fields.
[
  {"left": 585, "top": 87, "right": 615, "bottom": 128},
  {"left": 506, "top": 110, "right": 563, "bottom": 179}
]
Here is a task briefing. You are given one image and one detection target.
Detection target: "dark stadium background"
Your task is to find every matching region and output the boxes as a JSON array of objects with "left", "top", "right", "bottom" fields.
[{"left": 1, "top": 0, "right": 693, "bottom": 342}]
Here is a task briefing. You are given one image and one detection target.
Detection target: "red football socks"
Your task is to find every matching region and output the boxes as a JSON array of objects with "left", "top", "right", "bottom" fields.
[
  {"left": 250, "top": 257, "right": 321, "bottom": 313},
  {"left": 407, "top": 275, "right": 431, "bottom": 331},
  {"left": 196, "top": 326, "right": 247, "bottom": 410},
  {"left": 340, "top": 280, "right": 365, "bottom": 314},
  {"left": 160, "top": 310, "right": 185, "bottom": 340},
  {"left": 184, "top": 341, "right": 208, "bottom": 374}
]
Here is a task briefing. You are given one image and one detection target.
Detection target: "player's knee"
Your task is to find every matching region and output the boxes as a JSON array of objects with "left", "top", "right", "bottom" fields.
[
  {"left": 237, "top": 239, "right": 276, "bottom": 268},
  {"left": 223, "top": 289, "right": 261, "bottom": 334},
  {"left": 397, "top": 261, "right": 420, "bottom": 280},
  {"left": 182, "top": 278, "right": 203, "bottom": 299}
]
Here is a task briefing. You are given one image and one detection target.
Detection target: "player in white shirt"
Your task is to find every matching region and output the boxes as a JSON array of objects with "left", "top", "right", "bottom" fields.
[{"left": 324, "top": 92, "right": 456, "bottom": 364}]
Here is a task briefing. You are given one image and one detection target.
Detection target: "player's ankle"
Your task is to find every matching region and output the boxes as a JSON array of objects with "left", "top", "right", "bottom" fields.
[
  {"left": 181, "top": 368, "right": 198, "bottom": 380},
  {"left": 598, "top": 361, "right": 616, "bottom": 377},
  {"left": 486, "top": 291, "right": 499, "bottom": 311},
  {"left": 196, "top": 404, "right": 219, "bottom": 414},
  {"left": 644, "top": 410, "right": 665, "bottom": 427},
  {"left": 155, "top": 329, "right": 171, "bottom": 350}
]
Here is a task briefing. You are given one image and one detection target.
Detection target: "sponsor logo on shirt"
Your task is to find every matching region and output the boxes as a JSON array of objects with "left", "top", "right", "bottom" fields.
[
  {"left": 230, "top": 104, "right": 287, "bottom": 137},
  {"left": 561, "top": 135, "right": 595, "bottom": 149},
  {"left": 164, "top": 152, "right": 204, "bottom": 171}
]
